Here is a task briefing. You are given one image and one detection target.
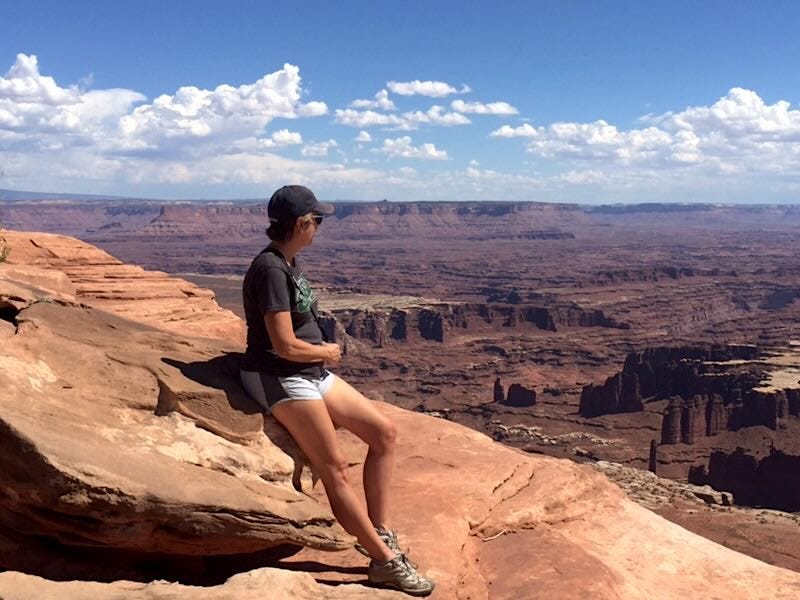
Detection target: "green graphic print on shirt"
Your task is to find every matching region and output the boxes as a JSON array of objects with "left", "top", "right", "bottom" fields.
[{"left": 293, "top": 273, "right": 316, "bottom": 313}]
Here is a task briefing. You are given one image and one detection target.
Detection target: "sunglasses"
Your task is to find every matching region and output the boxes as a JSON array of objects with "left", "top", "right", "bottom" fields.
[{"left": 312, "top": 214, "right": 324, "bottom": 226}]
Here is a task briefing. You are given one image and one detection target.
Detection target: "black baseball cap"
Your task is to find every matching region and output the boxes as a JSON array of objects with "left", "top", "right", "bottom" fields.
[{"left": 268, "top": 185, "right": 334, "bottom": 224}]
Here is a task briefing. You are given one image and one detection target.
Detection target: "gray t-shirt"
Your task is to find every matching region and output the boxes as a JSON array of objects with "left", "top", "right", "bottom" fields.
[{"left": 241, "top": 246, "right": 325, "bottom": 377}]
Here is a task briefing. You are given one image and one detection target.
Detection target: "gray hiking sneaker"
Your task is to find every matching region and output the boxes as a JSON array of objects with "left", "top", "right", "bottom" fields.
[
  {"left": 369, "top": 553, "right": 435, "bottom": 597},
  {"left": 355, "top": 528, "right": 419, "bottom": 568}
]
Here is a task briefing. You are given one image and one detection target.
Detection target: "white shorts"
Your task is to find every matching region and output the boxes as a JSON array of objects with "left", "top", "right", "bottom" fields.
[{"left": 240, "top": 369, "right": 335, "bottom": 414}]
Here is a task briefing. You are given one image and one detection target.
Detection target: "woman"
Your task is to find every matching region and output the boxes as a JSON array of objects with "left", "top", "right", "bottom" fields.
[{"left": 240, "top": 185, "right": 434, "bottom": 597}]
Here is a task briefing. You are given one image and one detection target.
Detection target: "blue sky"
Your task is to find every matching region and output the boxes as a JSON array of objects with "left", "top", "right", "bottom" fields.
[{"left": 2, "top": 1, "right": 800, "bottom": 202}]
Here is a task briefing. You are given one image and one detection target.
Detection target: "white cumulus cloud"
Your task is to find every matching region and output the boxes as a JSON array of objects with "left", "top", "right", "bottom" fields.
[
  {"left": 335, "top": 105, "right": 470, "bottom": 130},
  {"left": 451, "top": 100, "right": 518, "bottom": 115},
  {"left": 302, "top": 139, "right": 338, "bottom": 157},
  {"left": 491, "top": 88, "right": 800, "bottom": 174},
  {"left": 387, "top": 80, "right": 469, "bottom": 97},
  {"left": 380, "top": 136, "right": 448, "bottom": 160},
  {"left": 0, "top": 54, "right": 80, "bottom": 105},
  {"left": 490, "top": 123, "right": 538, "bottom": 138},
  {"left": 4, "top": 54, "right": 800, "bottom": 203},
  {"left": 0, "top": 54, "right": 328, "bottom": 163},
  {"left": 117, "top": 63, "right": 327, "bottom": 151},
  {"left": 270, "top": 129, "right": 303, "bottom": 145},
  {"left": 355, "top": 130, "right": 372, "bottom": 142},
  {"left": 258, "top": 129, "right": 303, "bottom": 148},
  {"left": 524, "top": 120, "right": 672, "bottom": 162},
  {"left": 350, "top": 89, "right": 396, "bottom": 111},
  {"left": 335, "top": 109, "right": 400, "bottom": 128},
  {"left": 297, "top": 101, "right": 328, "bottom": 117},
  {"left": 557, "top": 169, "right": 608, "bottom": 185},
  {"left": 404, "top": 105, "right": 470, "bottom": 127},
  {"left": 0, "top": 53, "right": 145, "bottom": 148},
  {"left": 0, "top": 54, "right": 362, "bottom": 195}
]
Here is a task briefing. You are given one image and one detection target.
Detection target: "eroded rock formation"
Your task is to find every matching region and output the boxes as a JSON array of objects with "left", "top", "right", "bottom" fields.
[
  {"left": 690, "top": 448, "right": 800, "bottom": 512},
  {"left": 491, "top": 378, "right": 537, "bottom": 407},
  {"left": 494, "top": 377, "right": 505, "bottom": 403},
  {"left": 581, "top": 346, "right": 798, "bottom": 445},
  {"left": 580, "top": 370, "right": 644, "bottom": 417},
  {"left": 504, "top": 383, "right": 537, "bottom": 407},
  {"left": 325, "top": 301, "right": 627, "bottom": 347}
]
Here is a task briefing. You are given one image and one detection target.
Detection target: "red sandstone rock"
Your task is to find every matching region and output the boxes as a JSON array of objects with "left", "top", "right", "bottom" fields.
[
  {"left": 0, "top": 277, "right": 349, "bottom": 559},
  {"left": 1, "top": 231, "right": 245, "bottom": 345},
  {"left": 0, "top": 568, "right": 402, "bottom": 599},
  {"left": 284, "top": 404, "right": 800, "bottom": 599}
]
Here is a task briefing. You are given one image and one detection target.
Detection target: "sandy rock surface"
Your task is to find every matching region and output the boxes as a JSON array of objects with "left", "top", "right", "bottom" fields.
[
  {"left": 0, "top": 568, "right": 402, "bottom": 599},
  {"left": 282, "top": 404, "right": 800, "bottom": 599},
  {"left": 1, "top": 230, "right": 245, "bottom": 344}
]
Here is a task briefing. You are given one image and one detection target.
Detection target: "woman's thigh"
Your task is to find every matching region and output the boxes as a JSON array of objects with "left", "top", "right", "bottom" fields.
[
  {"left": 323, "top": 376, "right": 394, "bottom": 446},
  {"left": 271, "top": 399, "right": 345, "bottom": 471}
]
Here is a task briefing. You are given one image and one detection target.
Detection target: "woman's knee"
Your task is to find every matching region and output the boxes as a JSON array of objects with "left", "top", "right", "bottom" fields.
[{"left": 370, "top": 418, "right": 397, "bottom": 453}]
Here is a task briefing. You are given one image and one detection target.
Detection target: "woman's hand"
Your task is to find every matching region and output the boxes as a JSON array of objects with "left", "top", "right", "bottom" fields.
[
  {"left": 322, "top": 342, "right": 342, "bottom": 363},
  {"left": 266, "top": 311, "right": 343, "bottom": 364}
]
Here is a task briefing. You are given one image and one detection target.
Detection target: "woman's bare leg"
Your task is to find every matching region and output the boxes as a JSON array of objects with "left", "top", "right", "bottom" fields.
[
  {"left": 322, "top": 376, "right": 397, "bottom": 530},
  {"left": 271, "top": 398, "right": 394, "bottom": 561}
]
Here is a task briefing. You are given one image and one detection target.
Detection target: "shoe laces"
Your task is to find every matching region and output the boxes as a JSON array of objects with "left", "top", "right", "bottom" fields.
[
  {"left": 380, "top": 530, "right": 418, "bottom": 569},
  {"left": 394, "top": 553, "right": 424, "bottom": 582}
]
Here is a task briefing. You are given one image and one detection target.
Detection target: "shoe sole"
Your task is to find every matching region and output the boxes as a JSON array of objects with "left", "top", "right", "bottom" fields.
[{"left": 368, "top": 579, "right": 435, "bottom": 597}]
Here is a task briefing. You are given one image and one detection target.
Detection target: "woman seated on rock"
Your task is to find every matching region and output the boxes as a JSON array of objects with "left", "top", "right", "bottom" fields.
[{"left": 239, "top": 185, "right": 434, "bottom": 597}]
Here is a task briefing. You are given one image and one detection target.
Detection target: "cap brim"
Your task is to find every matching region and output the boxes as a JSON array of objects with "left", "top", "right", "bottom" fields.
[{"left": 314, "top": 201, "right": 335, "bottom": 215}]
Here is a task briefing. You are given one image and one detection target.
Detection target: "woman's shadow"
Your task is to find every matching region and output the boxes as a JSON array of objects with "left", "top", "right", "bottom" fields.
[{"left": 160, "top": 352, "right": 312, "bottom": 492}]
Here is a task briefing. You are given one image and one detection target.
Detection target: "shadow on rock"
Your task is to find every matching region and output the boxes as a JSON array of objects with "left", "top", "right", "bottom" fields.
[
  {"left": 161, "top": 352, "right": 259, "bottom": 415},
  {"left": 0, "top": 520, "right": 304, "bottom": 585},
  {"left": 160, "top": 353, "right": 312, "bottom": 491}
]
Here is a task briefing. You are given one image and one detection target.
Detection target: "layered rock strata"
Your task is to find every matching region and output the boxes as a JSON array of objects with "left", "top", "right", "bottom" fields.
[
  {"left": 324, "top": 302, "right": 627, "bottom": 346},
  {"left": 138, "top": 200, "right": 585, "bottom": 241},
  {"left": 0, "top": 201, "right": 161, "bottom": 237},
  {"left": 0, "top": 231, "right": 244, "bottom": 344}
]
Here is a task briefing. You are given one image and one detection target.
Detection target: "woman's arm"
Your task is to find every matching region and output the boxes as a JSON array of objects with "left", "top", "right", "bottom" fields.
[{"left": 264, "top": 310, "right": 341, "bottom": 364}]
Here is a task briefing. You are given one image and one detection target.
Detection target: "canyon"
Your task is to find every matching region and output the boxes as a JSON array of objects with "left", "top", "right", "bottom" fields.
[{"left": 2, "top": 197, "right": 800, "bottom": 586}]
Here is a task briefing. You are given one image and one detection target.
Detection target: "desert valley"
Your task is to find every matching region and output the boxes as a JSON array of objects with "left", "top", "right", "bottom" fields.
[{"left": 1, "top": 196, "right": 799, "bottom": 598}]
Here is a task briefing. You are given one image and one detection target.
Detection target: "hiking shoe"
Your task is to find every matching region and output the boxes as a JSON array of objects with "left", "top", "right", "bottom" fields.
[
  {"left": 355, "top": 528, "right": 418, "bottom": 568},
  {"left": 369, "top": 553, "right": 435, "bottom": 597}
]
